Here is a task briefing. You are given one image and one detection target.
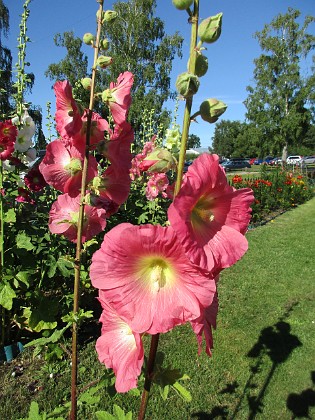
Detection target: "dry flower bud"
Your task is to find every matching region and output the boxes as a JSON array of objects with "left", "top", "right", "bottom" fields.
[{"left": 198, "top": 13, "right": 223, "bottom": 44}]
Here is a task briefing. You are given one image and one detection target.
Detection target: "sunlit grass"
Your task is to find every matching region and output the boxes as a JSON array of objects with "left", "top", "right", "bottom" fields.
[{"left": 1, "top": 198, "right": 314, "bottom": 419}]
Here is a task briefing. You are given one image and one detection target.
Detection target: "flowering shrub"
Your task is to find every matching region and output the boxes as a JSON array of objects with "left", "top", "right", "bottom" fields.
[{"left": 230, "top": 168, "right": 313, "bottom": 223}]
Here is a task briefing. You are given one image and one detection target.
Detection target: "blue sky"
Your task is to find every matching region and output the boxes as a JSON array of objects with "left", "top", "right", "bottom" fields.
[{"left": 4, "top": 0, "right": 315, "bottom": 148}]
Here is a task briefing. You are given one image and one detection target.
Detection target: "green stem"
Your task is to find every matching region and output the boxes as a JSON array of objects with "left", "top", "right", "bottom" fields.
[
  {"left": 138, "top": 3, "right": 200, "bottom": 419},
  {"left": 70, "top": 2, "right": 104, "bottom": 419},
  {"left": 174, "top": 0, "right": 199, "bottom": 196},
  {"left": 0, "top": 160, "right": 4, "bottom": 347}
]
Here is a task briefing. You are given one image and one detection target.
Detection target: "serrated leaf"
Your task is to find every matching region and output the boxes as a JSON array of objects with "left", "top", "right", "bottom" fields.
[
  {"left": 0, "top": 283, "right": 17, "bottom": 310},
  {"left": 4, "top": 208, "right": 16, "bottom": 223},
  {"left": 16, "top": 270, "right": 33, "bottom": 287},
  {"left": 56, "top": 257, "right": 74, "bottom": 277},
  {"left": 16, "top": 232, "right": 35, "bottom": 251},
  {"left": 25, "top": 323, "right": 70, "bottom": 348}
]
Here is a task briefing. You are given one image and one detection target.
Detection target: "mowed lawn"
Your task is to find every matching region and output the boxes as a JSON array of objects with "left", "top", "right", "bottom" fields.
[{"left": 1, "top": 198, "right": 314, "bottom": 419}]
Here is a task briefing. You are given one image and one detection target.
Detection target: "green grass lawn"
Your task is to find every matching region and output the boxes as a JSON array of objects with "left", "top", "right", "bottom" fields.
[{"left": 1, "top": 198, "right": 315, "bottom": 419}]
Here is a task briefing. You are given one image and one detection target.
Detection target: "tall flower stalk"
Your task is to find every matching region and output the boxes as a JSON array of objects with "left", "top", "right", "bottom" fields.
[
  {"left": 70, "top": 1, "right": 104, "bottom": 418},
  {"left": 138, "top": 2, "right": 200, "bottom": 418}
]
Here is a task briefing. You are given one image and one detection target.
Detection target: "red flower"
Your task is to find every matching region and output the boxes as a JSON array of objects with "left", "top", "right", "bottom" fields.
[
  {"left": 16, "top": 187, "right": 35, "bottom": 204},
  {"left": 24, "top": 167, "right": 47, "bottom": 191}
]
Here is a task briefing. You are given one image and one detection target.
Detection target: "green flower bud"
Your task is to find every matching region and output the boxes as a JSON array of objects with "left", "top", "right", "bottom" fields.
[
  {"left": 146, "top": 148, "right": 176, "bottom": 173},
  {"left": 172, "top": 0, "right": 194, "bottom": 11},
  {"left": 199, "top": 98, "right": 227, "bottom": 123},
  {"left": 100, "top": 38, "right": 109, "bottom": 50},
  {"left": 96, "top": 56, "right": 113, "bottom": 69},
  {"left": 176, "top": 72, "right": 200, "bottom": 98},
  {"left": 103, "top": 10, "right": 118, "bottom": 23},
  {"left": 165, "top": 124, "right": 181, "bottom": 153},
  {"left": 188, "top": 53, "right": 208, "bottom": 77},
  {"left": 83, "top": 33, "right": 95, "bottom": 46},
  {"left": 81, "top": 78, "right": 92, "bottom": 90},
  {"left": 198, "top": 13, "right": 223, "bottom": 44}
]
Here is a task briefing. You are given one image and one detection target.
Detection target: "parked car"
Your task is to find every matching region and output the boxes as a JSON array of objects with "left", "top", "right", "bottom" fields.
[
  {"left": 286, "top": 155, "right": 302, "bottom": 165},
  {"left": 300, "top": 155, "right": 315, "bottom": 165},
  {"left": 254, "top": 158, "right": 263, "bottom": 165},
  {"left": 270, "top": 157, "right": 282, "bottom": 165},
  {"left": 249, "top": 157, "right": 257, "bottom": 165},
  {"left": 220, "top": 160, "right": 251, "bottom": 172},
  {"left": 262, "top": 156, "right": 274, "bottom": 165}
]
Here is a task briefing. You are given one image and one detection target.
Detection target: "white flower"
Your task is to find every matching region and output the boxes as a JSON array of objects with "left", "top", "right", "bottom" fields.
[{"left": 15, "top": 128, "right": 33, "bottom": 153}]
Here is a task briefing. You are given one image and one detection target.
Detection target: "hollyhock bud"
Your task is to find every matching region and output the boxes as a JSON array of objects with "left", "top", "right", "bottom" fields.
[
  {"left": 83, "top": 33, "right": 95, "bottom": 46},
  {"left": 190, "top": 53, "right": 208, "bottom": 77},
  {"left": 198, "top": 13, "right": 223, "bottom": 44},
  {"left": 142, "top": 148, "right": 176, "bottom": 173},
  {"left": 103, "top": 10, "right": 118, "bottom": 23},
  {"left": 176, "top": 72, "right": 200, "bottom": 98},
  {"left": 96, "top": 56, "right": 113, "bottom": 69},
  {"left": 172, "top": 0, "right": 193, "bottom": 10},
  {"left": 199, "top": 98, "right": 227, "bottom": 123},
  {"left": 81, "top": 78, "right": 92, "bottom": 90},
  {"left": 100, "top": 38, "right": 109, "bottom": 50}
]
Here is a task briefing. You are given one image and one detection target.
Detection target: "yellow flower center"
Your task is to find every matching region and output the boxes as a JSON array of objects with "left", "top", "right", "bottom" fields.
[
  {"left": 191, "top": 195, "right": 215, "bottom": 231},
  {"left": 136, "top": 256, "right": 175, "bottom": 292}
]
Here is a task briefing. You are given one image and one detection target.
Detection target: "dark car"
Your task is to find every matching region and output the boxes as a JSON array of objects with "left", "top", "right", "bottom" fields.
[{"left": 221, "top": 160, "right": 251, "bottom": 172}]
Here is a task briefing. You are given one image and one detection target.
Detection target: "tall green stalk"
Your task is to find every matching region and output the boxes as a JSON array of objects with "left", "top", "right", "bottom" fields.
[
  {"left": 0, "top": 159, "right": 5, "bottom": 347},
  {"left": 70, "top": 2, "right": 104, "bottom": 419},
  {"left": 138, "top": 2, "right": 200, "bottom": 419}
]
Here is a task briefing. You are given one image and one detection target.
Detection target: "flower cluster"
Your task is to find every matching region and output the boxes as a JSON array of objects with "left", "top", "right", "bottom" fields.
[
  {"left": 0, "top": 120, "right": 17, "bottom": 161},
  {"left": 91, "top": 152, "right": 254, "bottom": 392},
  {"left": 39, "top": 72, "right": 134, "bottom": 243}
]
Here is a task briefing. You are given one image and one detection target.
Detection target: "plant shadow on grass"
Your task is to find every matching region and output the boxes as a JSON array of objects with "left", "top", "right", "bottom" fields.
[
  {"left": 234, "top": 301, "right": 302, "bottom": 419},
  {"left": 192, "top": 302, "right": 303, "bottom": 419},
  {"left": 286, "top": 371, "right": 315, "bottom": 418}
]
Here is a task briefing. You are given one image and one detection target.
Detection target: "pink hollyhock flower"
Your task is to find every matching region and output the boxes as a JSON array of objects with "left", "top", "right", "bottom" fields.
[
  {"left": 145, "top": 172, "right": 169, "bottom": 201},
  {"left": 16, "top": 187, "right": 35, "bottom": 204},
  {"left": 96, "top": 293, "right": 144, "bottom": 392},
  {"left": 54, "top": 80, "right": 82, "bottom": 140},
  {"left": 72, "top": 110, "right": 109, "bottom": 149},
  {"left": 39, "top": 139, "right": 98, "bottom": 196},
  {"left": 168, "top": 154, "right": 254, "bottom": 271},
  {"left": 102, "top": 72, "right": 134, "bottom": 125},
  {"left": 49, "top": 193, "right": 107, "bottom": 243},
  {"left": 130, "top": 139, "right": 155, "bottom": 180},
  {"left": 90, "top": 166, "right": 131, "bottom": 206},
  {"left": 24, "top": 167, "right": 47, "bottom": 192},
  {"left": 90, "top": 223, "right": 216, "bottom": 334},
  {"left": 190, "top": 292, "right": 218, "bottom": 357}
]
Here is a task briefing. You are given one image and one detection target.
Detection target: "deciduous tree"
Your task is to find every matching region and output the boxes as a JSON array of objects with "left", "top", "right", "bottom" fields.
[{"left": 244, "top": 8, "right": 315, "bottom": 160}]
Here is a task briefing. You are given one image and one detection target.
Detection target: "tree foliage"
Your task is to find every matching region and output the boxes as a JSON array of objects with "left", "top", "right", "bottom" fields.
[
  {"left": 0, "top": 0, "right": 13, "bottom": 118},
  {"left": 103, "top": 0, "right": 183, "bottom": 132},
  {"left": 211, "top": 120, "right": 246, "bottom": 157},
  {"left": 244, "top": 8, "right": 315, "bottom": 159},
  {"left": 187, "top": 134, "right": 201, "bottom": 149}
]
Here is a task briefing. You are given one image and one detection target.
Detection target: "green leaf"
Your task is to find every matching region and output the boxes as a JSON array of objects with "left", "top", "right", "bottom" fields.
[
  {"left": 95, "top": 412, "right": 115, "bottom": 420},
  {"left": 138, "top": 212, "right": 148, "bottom": 224},
  {"left": 17, "top": 401, "right": 43, "bottom": 420},
  {"left": 172, "top": 381, "right": 192, "bottom": 402},
  {"left": 0, "top": 283, "right": 17, "bottom": 310},
  {"left": 95, "top": 404, "right": 133, "bottom": 420},
  {"left": 56, "top": 256, "right": 74, "bottom": 277},
  {"left": 47, "top": 255, "right": 57, "bottom": 278},
  {"left": 160, "top": 384, "right": 170, "bottom": 400},
  {"left": 25, "top": 323, "right": 70, "bottom": 348},
  {"left": 4, "top": 208, "right": 16, "bottom": 223},
  {"left": 16, "top": 270, "right": 34, "bottom": 287},
  {"left": 16, "top": 232, "right": 35, "bottom": 251}
]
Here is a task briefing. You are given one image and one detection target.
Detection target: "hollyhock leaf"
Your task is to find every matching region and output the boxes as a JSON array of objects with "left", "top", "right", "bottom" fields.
[
  {"left": 4, "top": 208, "right": 16, "bottom": 223},
  {"left": 0, "top": 283, "right": 16, "bottom": 310},
  {"left": 16, "top": 232, "right": 35, "bottom": 251},
  {"left": 90, "top": 223, "right": 216, "bottom": 334}
]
